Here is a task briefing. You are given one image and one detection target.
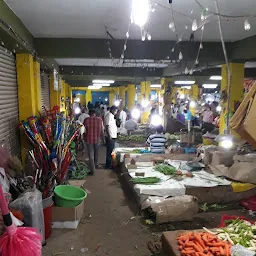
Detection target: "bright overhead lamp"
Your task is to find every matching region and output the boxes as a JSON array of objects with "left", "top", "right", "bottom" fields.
[
  {"left": 181, "top": 86, "right": 191, "bottom": 89},
  {"left": 150, "top": 84, "right": 161, "bottom": 88},
  {"left": 202, "top": 84, "right": 218, "bottom": 89},
  {"left": 92, "top": 80, "right": 114, "bottom": 84},
  {"left": 131, "top": 0, "right": 150, "bottom": 28},
  {"left": 174, "top": 81, "right": 195, "bottom": 85},
  {"left": 88, "top": 85, "right": 102, "bottom": 90},
  {"left": 93, "top": 83, "right": 110, "bottom": 87},
  {"left": 210, "top": 76, "right": 222, "bottom": 80}
]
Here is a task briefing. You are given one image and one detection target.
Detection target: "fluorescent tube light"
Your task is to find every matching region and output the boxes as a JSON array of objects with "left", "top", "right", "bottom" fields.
[
  {"left": 93, "top": 83, "right": 110, "bottom": 87},
  {"left": 150, "top": 84, "right": 161, "bottom": 88},
  {"left": 181, "top": 86, "right": 191, "bottom": 89},
  {"left": 210, "top": 76, "right": 222, "bottom": 80},
  {"left": 92, "top": 80, "right": 115, "bottom": 84},
  {"left": 88, "top": 85, "right": 102, "bottom": 90},
  {"left": 202, "top": 84, "right": 218, "bottom": 89},
  {"left": 174, "top": 81, "right": 195, "bottom": 85}
]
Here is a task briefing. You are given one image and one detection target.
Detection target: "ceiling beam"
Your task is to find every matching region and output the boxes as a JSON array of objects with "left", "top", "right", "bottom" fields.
[
  {"left": 60, "top": 66, "right": 163, "bottom": 77},
  {"left": 35, "top": 38, "right": 226, "bottom": 62}
]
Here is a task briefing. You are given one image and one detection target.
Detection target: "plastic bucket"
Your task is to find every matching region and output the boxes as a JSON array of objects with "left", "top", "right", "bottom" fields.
[
  {"left": 43, "top": 203, "right": 53, "bottom": 240},
  {"left": 54, "top": 185, "right": 87, "bottom": 208}
]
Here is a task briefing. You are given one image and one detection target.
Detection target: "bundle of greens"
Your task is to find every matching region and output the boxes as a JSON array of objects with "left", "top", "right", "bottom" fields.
[
  {"left": 130, "top": 177, "right": 160, "bottom": 184},
  {"left": 204, "top": 219, "right": 256, "bottom": 250},
  {"left": 154, "top": 164, "right": 176, "bottom": 175}
]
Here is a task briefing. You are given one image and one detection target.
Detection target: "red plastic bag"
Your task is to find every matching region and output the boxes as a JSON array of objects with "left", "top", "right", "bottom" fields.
[
  {"left": 218, "top": 214, "right": 253, "bottom": 227},
  {"left": 240, "top": 196, "right": 256, "bottom": 211}
]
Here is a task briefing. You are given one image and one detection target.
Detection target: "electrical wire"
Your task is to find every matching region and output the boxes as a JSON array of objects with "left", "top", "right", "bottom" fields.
[
  {"left": 214, "top": 0, "right": 232, "bottom": 132},
  {"left": 195, "top": 0, "right": 256, "bottom": 18}
]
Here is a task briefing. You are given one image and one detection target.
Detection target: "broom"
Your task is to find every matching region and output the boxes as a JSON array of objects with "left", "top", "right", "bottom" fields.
[{"left": 0, "top": 184, "right": 42, "bottom": 256}]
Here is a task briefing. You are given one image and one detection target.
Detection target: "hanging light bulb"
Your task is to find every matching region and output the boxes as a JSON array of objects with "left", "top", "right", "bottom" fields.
[
  {"left": 179, "top": 51, "right": 183, "bottom": 60},
  {"left": 151, "top": 8, "right": 155, "bottom": 12},
  {"left": 147, "top": 33, "right": 152, "bottom": 40},
  {"left": 178, "top": 36, "right": 182, "bottom": 42},
  {"left": 126, "top": 32, "right": 129, "bottom": 38},
  {"left": 195, "top": 59, "right": 199, "bottom": 65},
  {"left": 131, "top": 0, "right": 150, "bottom": 28},
  {"left": 201, "top": 25, "right": 205, "bottom": 31},
  {"left": 142, "top": 34, "right": 146, "bottom": 41},
  {"left": 185, "top": 67, "right": 189, "bottom": 74},
  {"left": 171, "top": 48, "right": 175, "bottom": 52},
  {"left": 185, "top": 25, "right": 188, "bottom": 30},
  {"left": 200, "top": 43, "right": 203, "bottom": 49},
  {"left": 192, "top": 19, "right": 198, "bottom": 31},
  {"left": 124, "top": 44, "right": 127, "bottom": 50},
  {"left": 244, "top": 19, "right": 251, "bottom": 31},
  {"left": 121, "top": 54, "right": 124, "bottom": 59},
  {"left": 169, "top": 22, "right": 175, "bottom": 32},
  {"left": 189, "top": 69, "right": 193, "bottom": 75}
]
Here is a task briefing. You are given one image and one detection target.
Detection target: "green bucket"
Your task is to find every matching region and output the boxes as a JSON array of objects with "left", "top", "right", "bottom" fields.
[{"left": 54, "top": 185, "right": 87, "bottom": 207}]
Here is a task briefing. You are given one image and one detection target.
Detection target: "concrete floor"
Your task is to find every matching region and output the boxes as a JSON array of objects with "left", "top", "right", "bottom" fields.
[{"left": 43, "top": 147, "right": 153, "bottom": 256}]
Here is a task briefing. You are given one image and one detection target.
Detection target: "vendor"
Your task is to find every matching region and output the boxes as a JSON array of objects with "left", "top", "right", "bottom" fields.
[
  {"left": 201, "top": 106, "right": 214, "bottom": 133},
  {"left": 146, "top": 125, "right": 167, "bottom": 154},
  {"left": 124, "top": 116, "right": 138, "bottom": 135}
]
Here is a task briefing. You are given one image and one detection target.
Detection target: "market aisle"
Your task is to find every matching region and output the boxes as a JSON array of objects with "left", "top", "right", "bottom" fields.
[{"left": 43, "top": 146, "right": 152, "bottom": 256}]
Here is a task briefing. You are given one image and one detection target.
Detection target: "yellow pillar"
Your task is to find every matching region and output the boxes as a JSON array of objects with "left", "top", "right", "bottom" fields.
[
  {"left": 109, "top": 89, "right": 114, "bottom": 106},
  {"left": 60, "top": 80, "right": 66, "bottom": 112},
  {"left": 119, "top": 86, "right": 126, "bottom": 107},
  {"left": 190, "top": 84, "right": 199, "bottom": 116},
  {"left": 50, "top": 74, "right": 60, "bottom": 109},
  {"left": 86, "top": 89, "right": 92, "bottom": 106},
  {"left": 127, "top": 84, "right": 136, "bottom": 110},
  {"left": 16, "top": 54, "right": 36, "bottom": 163},
  {"left": 219, "top": 63, "right": 244, "bottom": 134},
  {"left": 33, "top": 61, "right": 42, "bottom": 115},
  {"left": 141, "top": 81, "right": 151, "bottom": 123}
]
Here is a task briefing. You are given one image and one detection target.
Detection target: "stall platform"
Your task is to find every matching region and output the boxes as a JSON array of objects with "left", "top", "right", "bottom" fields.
[
  {"left": 162, "top": 230, "right": 184, "bottom": 256},
  {"left": 117, "top": 153, "right": 256, "bottom": 206}
]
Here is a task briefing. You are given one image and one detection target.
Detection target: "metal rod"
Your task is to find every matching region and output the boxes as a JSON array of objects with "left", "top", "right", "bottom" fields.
[{"left": 215, "top": 0, "right": 232, "bottom": 133}]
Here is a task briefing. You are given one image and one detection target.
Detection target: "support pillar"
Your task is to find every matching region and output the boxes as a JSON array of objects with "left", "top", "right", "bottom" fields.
[
  {"left": 119, "top": 86, "right": 126, "bottom": 108},
  {"left": 50, "top": 74, "right": 60, "bottom": 109},
  {"left": 141, "top": 81, "right": 151, "bottom": 123},
  {"left": 16, "top": 54, "right": 36, "bottom": 163},
  {"left": 60, "top": 79, "right": 66, "bottom": 112},
  {"left": 190, "top": 84, "right": 199, "bottom": 116},
  {"left": 33, "top": 61, "right": 42, "bottom": 115},
  {"left": 86, "top": 88, "right": 92, "bottom": 106},
  {"left": 127, "top": 84, "right": 136, "bottom": 110},
  {"left": 219, "top": 63, "right": 245, "bottom": 134}
]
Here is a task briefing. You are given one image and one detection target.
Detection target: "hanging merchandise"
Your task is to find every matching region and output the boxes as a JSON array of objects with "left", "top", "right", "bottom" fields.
[{"left": 19, "top": 111, "right": 81, "bottom": 198}]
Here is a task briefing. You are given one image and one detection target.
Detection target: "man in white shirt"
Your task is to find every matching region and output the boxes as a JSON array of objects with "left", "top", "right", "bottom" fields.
[
  {"left": 78, "top": 108, "right": 90, "bottom": 125},
  {"left": 105, "top": 106, "right": 118, "bottom": 169},
  {"left": 119, "top": 108, "right": 127, "bottom": 129}
]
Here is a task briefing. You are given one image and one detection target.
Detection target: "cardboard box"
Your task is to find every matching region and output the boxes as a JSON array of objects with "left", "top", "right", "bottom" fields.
[{"left": 52, "top": 199, "right": 84, "bottom": 229}]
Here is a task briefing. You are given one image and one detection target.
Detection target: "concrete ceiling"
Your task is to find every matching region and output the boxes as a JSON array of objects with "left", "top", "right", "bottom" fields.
[{"left": 4, "top": 0, "right": 256, "bottom": 42}]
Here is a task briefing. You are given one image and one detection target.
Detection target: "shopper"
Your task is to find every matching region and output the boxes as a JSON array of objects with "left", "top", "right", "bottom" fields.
[
  {"left": 201, "top": 106, "right": 214, "bottom": 133},
  {"left": 119, "top": 107, "right": 127, "bottom": 129},
  {"left": 146, "top": 125, "right": 167, "bottom": 154},
  {"left": 78, "top": 108, "right": 89, "bottom": 124},
  {"left": 105, "top": 106, "right": 118, "bottom": 169},
  {"left": 83, "top": 109, "right": 105, "bottom": 175}
]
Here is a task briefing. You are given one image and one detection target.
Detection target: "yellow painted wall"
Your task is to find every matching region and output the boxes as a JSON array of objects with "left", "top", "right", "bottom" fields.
[
  {"left": 219, "top": 63, "right": 244, "bottom": 134},
  {"left": 33, "top": 61, "right": 42, "bottom": 115},
  {"left": 127, "top": 84, "right": 136, "bottom": 110}
]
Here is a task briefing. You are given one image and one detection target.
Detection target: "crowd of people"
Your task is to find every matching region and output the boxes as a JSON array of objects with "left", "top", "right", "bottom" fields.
[{"left": 170, "top": 101, "right": 220, "bottom": 133}]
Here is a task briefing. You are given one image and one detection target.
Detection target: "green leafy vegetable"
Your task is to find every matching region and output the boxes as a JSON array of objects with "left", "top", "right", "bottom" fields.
[
  {"left": 130, "top": 177, "right": 160, "bottom": 184},
  {"left": 154, "top": 164, "right": 176, "bottom": 175}
]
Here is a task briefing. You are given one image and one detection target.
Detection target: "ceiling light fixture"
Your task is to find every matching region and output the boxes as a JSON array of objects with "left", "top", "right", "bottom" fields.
[
  {"left": 210, "top": 76, "right": 222, "bottom": 80},
  {"left": 181, "top": 86, "right": 192, "bottom": 89},
  {"left": 131, "top": 0, "right": 150, "bottom": 28},
  {"left": 192, "top": 19, "right": 198, "bottom": 31},
  {"left": 92, "top": 80, "right": 115, "bottom": 84},
  {"left": 88, "top": 85, "right": 102, "bottom": 90},
  {"left": 150, "top": 84, "right": 161, "bottom": 88},
  {"left": 93, "top": 83, "right": 110, "bottom": 87},
  {"left": 244, "top": 19, "right": 251, "bottom": 31},
  {"left": 175, "top": 81, "right": 195, "bottom": 85},
  {"left": 202, "top": 84, "right": 218, "bottom": 89}
]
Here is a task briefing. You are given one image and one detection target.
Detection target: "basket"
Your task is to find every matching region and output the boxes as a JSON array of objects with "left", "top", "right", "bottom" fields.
[{"left": 54, "top": 185, "right": 87, "bottom": 207}]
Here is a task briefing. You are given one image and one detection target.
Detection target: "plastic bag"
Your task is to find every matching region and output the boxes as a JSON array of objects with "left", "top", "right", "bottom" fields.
[
  {"left": 0, "top": 143, "right": 9, "bottom": 173},
  {"left": 231, "top": 244, "right": 255, "bottom": 256},
  {"left": 9, "top": 189, "right": 45, "bottom": 243},
  {"left": 0, "top": 168, "right": 10, "bottom": 193}
]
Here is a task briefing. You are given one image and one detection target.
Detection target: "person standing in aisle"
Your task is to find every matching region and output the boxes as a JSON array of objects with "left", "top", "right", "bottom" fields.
[
  {"left": 119, "top": 107, "right": 127, "bottom": 129},
  {"left": 83, "top": 109, "right": 105, "bottom": 175},
  {"left": 105, "top": 106, "right": 118, "bottom": 169}
]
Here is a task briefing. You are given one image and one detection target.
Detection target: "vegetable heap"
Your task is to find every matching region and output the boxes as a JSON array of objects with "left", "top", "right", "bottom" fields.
[
  {"left": 130, "top": 177, "right": 160, "bottom": 184},
  {"left": 118, "top": 134, "right": 146, "bottom": 142},
  {"left": 154, "top": 164, "right": 177, "bottom": 175},
  {"left": 204, "top": 219, "right": 256, "bottom": 251},
  {"left": 177, "top": 231, "right": 231, "bottom": 256}
]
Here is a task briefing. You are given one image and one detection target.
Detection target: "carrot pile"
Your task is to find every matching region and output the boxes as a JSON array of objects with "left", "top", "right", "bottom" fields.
[{"left": 177, "top": 231, "right": 231, "bottom": 256}]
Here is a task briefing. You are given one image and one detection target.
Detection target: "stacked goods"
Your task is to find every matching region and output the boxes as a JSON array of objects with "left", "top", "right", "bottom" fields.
[
  {"left": 177, "top": 231, "right": 231, "bottom": 255},
  {"left": 204, "top": 219, "right": 256, "bottom": 251}
]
